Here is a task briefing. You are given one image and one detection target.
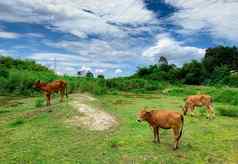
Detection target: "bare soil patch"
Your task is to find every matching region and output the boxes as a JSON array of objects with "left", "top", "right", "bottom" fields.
[{"left": 66, "top": 93, "right": 118, "bottom": 131}]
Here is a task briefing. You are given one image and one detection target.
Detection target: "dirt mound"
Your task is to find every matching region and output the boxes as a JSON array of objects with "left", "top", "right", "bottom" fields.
[{"left": 66, "top": 94, "right": 118, "bottom": 131}]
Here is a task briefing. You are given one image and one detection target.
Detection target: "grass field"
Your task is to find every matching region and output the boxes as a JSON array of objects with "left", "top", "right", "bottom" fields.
[{"left": 0, "top": 86, "right": 238, "bottom": 163}]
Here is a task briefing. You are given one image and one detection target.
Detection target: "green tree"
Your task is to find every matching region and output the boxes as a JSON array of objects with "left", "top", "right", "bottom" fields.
[
  {"left": 158, "top": 56, "right": 168, "bottom": 66},
  {"left": 179, "top": 60, "right": 206, "bottom": 85},
  {"left": 86, "top": 71, "right": 94, "bottom": 78},
  {"left": 203, "top": 46, "right": 238, "bottom": 73}
]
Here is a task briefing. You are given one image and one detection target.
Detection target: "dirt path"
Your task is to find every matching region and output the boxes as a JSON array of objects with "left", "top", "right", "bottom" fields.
[{"left": 66, "top": 93, "right": 118, "bottom": 131}]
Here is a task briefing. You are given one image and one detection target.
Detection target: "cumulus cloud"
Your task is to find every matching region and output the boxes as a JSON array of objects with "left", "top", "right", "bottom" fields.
[
  {"left": 165, "top": 0, "right": 238, "bottom": 43},
  {"left": 142, "top": 33, "right": 205, "bottom": 65}
]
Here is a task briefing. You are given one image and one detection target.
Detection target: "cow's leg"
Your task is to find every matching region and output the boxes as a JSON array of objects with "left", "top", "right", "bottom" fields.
[
  {"left": 157, "top": 127, "right": 160, "bottom": 143},
  {"left": 45, "top": 93, "right": 51, "bottom": 106},
  {"left": 153, "top": 127, "right": 157, "bottom": 143},
  {"left": 172, "top": 128, "right": 180, "bottom": 150},
  {"left": 190, "top": 106, "right": 195, "bottom": 117},
  {"left": 206, "top": 105, "right": 215, "bottom": 119},
  {"left": 60, "top": 89, "right": 64, "bottom": 102}
]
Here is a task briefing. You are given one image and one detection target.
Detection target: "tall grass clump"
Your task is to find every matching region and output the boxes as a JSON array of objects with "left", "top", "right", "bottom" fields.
[
  {"left": 216, "top": 106, "right": 238, "bottom": 117},
  {"left": 35, "top": 97, "right": 45, "bottom": 108}
]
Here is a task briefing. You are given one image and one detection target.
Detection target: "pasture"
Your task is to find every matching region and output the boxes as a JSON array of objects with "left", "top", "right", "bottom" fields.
[{"left": 0, "top": 86, "right": 238, "bottom": 163}]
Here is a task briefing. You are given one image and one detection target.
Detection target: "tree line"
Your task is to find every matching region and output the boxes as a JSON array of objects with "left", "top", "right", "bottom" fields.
[{"left": 133, "top": 46, "right": 238, "bottom": 87}]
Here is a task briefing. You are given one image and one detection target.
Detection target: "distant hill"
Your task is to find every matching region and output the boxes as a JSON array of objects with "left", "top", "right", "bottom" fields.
[{"left": 0, "top": 55, "right": 54, "bottom": 73}]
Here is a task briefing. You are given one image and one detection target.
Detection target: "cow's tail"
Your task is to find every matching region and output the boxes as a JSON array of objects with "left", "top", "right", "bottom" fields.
[{"left": 177, "top": 114, "right": 184, "bottom": 141}]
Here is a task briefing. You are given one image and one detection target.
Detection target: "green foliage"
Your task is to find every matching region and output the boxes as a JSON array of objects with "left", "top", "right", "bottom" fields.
[
  {"left": 216, "top": 106, "right": 238, "bottom": 117},
  {"left": 78, "top": 78, "right": 107, "bottom": 95},
  {"left": 179, "top": 60, "right": 206, "bottom": 85},
  {"left": 131, "top": 46, "right": 238, "bottom": 88},
  {"left": 86, "top": 71, "right": 94, "bottom": 78},
  {"left": 106, "top": 77, "right": 163, "bottom": 92},
  {"left": 203, "top": 46, "right": 238, "bottom": 73},
  {"left": 207, "top": 66, "right": 231, "bottom": 85},
  {"left": 0, "top": 56, "right": 54, "bottom": 73},
  {"left": 0, "top": 67, "right": 9, "bottom": 78}
]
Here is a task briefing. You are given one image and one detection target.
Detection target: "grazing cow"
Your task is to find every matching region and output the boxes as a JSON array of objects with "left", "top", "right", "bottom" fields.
[
  {"left": 182, "top": 94, "right": 215, "bottom": 119},
  {"left": 33, "top": 80, "right": 68, "bottom": 106},
  {"left": 137, "top": 108, "right": 184, "bottom": 150}
]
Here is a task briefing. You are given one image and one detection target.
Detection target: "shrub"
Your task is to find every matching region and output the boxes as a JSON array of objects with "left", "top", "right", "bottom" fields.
[{"left": 216, "top": 106, "right": 238, "bottom": 117}]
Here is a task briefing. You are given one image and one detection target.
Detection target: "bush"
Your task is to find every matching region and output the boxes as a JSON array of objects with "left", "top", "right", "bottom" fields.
[
  {"left": 0, "top": 67, "right": 9, "bottom": 78},
  {"left": 212, "top": 89, "right": 238, "bottom": 105},
  {"left": 216, "top": 106, "right": 238, "bottom": 117}
]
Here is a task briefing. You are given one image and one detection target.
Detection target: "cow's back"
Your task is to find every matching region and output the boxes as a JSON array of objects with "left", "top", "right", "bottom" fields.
[
  {"left": 186, "top": 94, "right": 212, "bottom": 106},
  {"left": 151, "top": 110, "right": 182, "bottom": 129},
  {"left": 47, "top": 80, "right": 66, "bottom": 92}
]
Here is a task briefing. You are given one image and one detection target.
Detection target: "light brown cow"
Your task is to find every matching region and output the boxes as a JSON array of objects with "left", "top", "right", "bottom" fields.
[
  {"left": 33, "top": 80, "right": 68, "bottom": 106},
  {"left": 137, "top": 108, "right": 184, "bottom": 150},
  {"left": 182, "top": 94, "right": 215, "bottom": 119}
]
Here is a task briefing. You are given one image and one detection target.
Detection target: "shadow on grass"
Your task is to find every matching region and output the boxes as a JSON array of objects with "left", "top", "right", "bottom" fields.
[
  {"left": 9, "top": 117, "right": 25, "bottom": 128},
  {"left": 0, "top": 110, "right": 11, "bottom": 114}
]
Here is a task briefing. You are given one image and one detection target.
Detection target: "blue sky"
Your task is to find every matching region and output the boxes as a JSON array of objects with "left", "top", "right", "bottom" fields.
[{"left": 0, "top": 0, "right": 237, "bottom": 77}]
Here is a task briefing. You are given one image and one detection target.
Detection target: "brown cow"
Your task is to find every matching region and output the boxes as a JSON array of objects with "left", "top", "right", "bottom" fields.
[
  {"left": 182, "top": 94, "right": 215, "bottom": 119},
  {"left": 33, "top": 80, "right": 68, "bottom": 106},
  {"left": 137, "top": 108, "right": 184, "bottom": 150}
]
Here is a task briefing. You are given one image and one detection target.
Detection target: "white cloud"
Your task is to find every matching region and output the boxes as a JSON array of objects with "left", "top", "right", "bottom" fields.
[
  {"left": 79, "top": 66, "right": 91, "bottom": 73},
  {"left": 95, "top": 69, "right": 105, "bottom": 75},
  {"left": 0, "top": 26, "right": 44, "bottom": 39},
  {"left": 115, "top": 69, "right": 122, "bottom": 74},
  {"left": 165, "top": 0, "right": 238, "bottom": 43},
  {"left": 0, "top": 31, "right": 20, "bottom": 39},
  {"left": 0, "top": 0, "right": 155, "bottom": 38},
  {"left": 142, "top": 33, "right": 205, "bottom": 65},
  {"left": 0, "top": 0, "right": 157, "bottom": 76},
  {"left": 25, "top": 33, "right": 44, "bottom": 38}
]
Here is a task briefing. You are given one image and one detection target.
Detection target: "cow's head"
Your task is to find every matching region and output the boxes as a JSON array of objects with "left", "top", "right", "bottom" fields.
[
  {"left": 181, "top": 105, "right": 188, "bottom": 115},
  {"left": 137, "top": 107, "right": 151, "bottom": 122},
  {"left": 33, "top": 80, "right": 41, "bottom": 88}
]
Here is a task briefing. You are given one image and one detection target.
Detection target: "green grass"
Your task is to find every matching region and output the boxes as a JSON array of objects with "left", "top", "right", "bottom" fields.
[{"left": 0, "top": 86, "right": 238, "bottom": 163}]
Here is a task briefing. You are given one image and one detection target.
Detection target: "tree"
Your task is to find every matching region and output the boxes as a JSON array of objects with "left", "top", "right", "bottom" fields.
[
  {"left": 86, "top": 71, "right": 94, "bottom": 78},
  {"left": 179, "top": 60, "right": 206, "bottom": 85},
  {"left": 158, "top": 56, "right": 168, "bottom": 66},
  {"left": 77, "top": 71, "right": 83, "bottom": 76},
  {"left": 97, "top": 74, "right": 105, "bottom": 79},
  {"left": 0, "top": 67, "right": 9, "bottom": 78},
  {"left": 203, "top": 46, "right": 238, "bottom": 73}
]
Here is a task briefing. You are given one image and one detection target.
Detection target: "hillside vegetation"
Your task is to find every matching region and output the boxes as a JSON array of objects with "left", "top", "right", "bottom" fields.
[{"left": 1, "top": 46, "right": 238, "bottom": 96}]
